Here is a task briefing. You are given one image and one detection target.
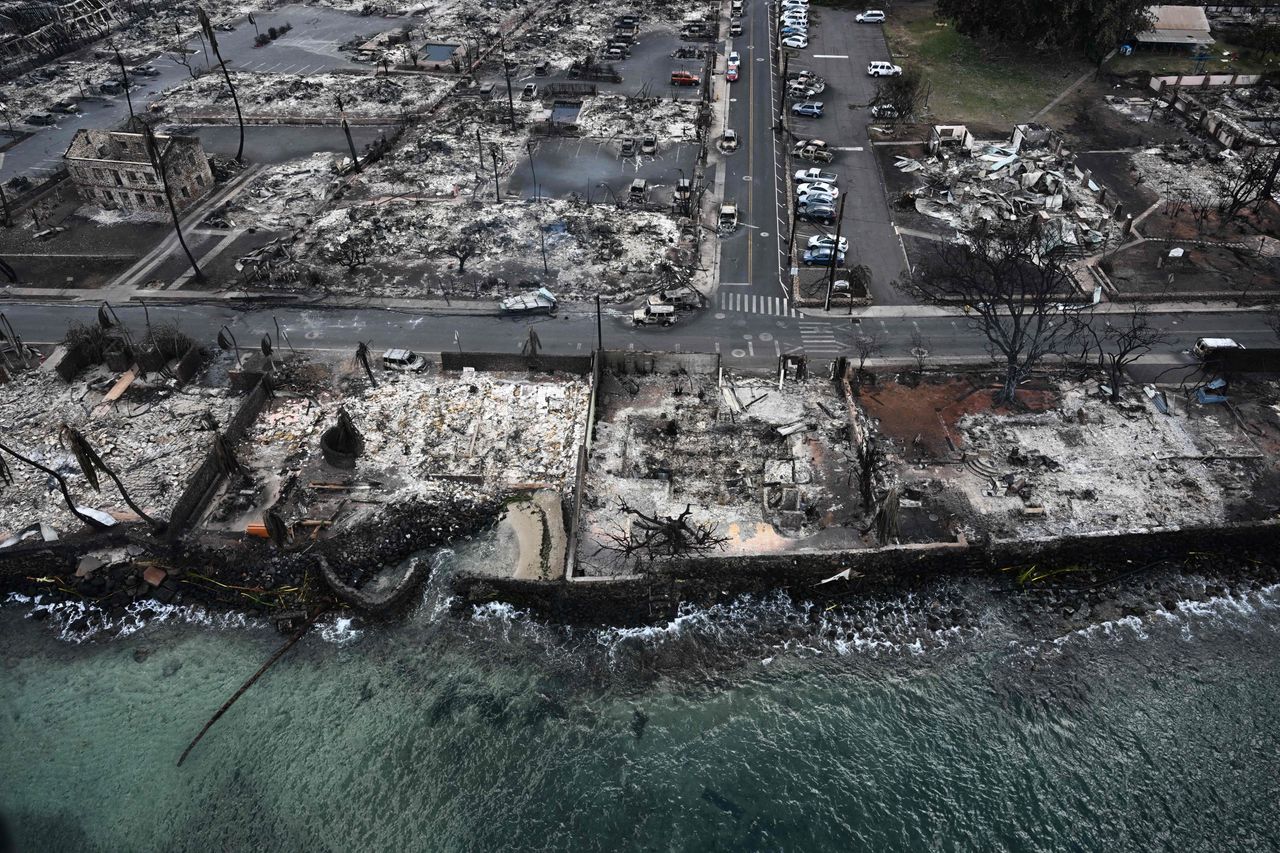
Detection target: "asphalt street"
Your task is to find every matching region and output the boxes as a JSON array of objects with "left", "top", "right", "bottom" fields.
[
  {"left": 3, "top": 300, "right": 1272, "bottom": 377},
  {"left": 0, "top": 4, "right": 379, "bottom": 184}
]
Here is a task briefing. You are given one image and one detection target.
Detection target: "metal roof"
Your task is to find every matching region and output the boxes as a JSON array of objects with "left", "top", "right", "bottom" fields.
[{"left": 1137, "top": 5, "right": 1215, "bottom": 44}]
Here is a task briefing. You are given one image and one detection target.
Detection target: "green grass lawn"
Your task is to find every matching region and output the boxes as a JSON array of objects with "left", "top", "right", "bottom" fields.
[
  {"left": 1105, "top": 39, "right": 1277, "bottom": 77},
  {"left": 885, "top": 6, "right": 1092, "bottom": 129}
]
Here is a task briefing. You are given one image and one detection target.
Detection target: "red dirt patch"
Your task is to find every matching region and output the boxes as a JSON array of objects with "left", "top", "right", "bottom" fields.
[{"left": 860, "top": 377, "right": 1058, "bottom": 458}]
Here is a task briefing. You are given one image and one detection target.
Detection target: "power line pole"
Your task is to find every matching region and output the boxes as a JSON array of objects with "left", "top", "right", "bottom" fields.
[{"left": 824, "top": 195, "right": 847, "bottom": 312}]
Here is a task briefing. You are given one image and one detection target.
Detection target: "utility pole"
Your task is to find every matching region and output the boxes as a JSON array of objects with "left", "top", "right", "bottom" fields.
[
  {"left": 0, "top": 185, "right": 10, "bottom": 227},
  {"left": 527, "top": 139, "right": 538, "bottom": 201},
  {"left": 824, "top": 195, "right": 847, "bottom": 312},
  {"left": 539, "top": 219, "right": 549, "bottom": 275},
  {"left": 491, "top": 148, "right": 501, "bottom": 201},
  {"left": 777, "top": 51, "right": 789, "bottom": 133},
  {"left": 595, "top": 293, "right": 603, "bottom": 351},
  {"left": 475, "top": 127, "right": 484, "bottom": 176},
  {"left": 503, "top": 50, "right": 516, "bottom": 127}
]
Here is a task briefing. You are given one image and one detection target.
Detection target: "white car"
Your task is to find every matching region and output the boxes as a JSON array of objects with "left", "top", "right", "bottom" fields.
[
  {"left": 856, "top": 9, "right": 886, "bottom": 23},
  {"left": 781, "top": 35, "right": 809, "bottom": 48},
  {"left": 807, "top": 233, "right": 849, "bottom": 253},
  {"left": 727, "top": 50, "right": 740, "bottom": 67},
  {"left": 795, "top": 167, "right": 838, "bottom": 184},
  {"left": 867, "top": 61, "right": 902, "bottom": 77},
  {"left": 780, "top": 10, "right": 808, "bottom": 20},
  {"left": 780, "top": 0, "right": 808, "bottom": 7},
  {"left": 797, "top": 181, "right": 839, "bottom": 199}
]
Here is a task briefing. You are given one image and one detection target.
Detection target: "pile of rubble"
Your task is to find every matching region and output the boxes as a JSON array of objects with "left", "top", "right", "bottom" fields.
[
  {"left": 346, "top": 98, "right": 548, "bottom": 200},
  {"left": 578, "top": 370, "right": 860, "bottom": 574},
  {"left": 574, "top": 94, "right": 701, "bottom": 142},
  {"left": 1131, "top": 144, "right": 1237, "bottom": 205},
  {"left": 152, "top": 71, "right": 452, "bottom": 118},
  {"left": 203, "top": 153, "right": 340, "bottom": 230},
  {"left": 296, "top": 197, "right": 687, "bottom": 301},
  {"left": 952, "top": 382, "right": 1264, "bottom": 539},
  {"left": 896, "top": 126, "right": 1120, "bottom": 252},
  {"left": 0, "top": 366, "right": 239, "bottom": 538}
]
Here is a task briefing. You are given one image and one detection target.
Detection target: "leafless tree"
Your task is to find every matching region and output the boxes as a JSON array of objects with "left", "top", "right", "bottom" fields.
[
  {"left": 170, "top": 50, "right": 203, "bottom": 81},
  {"left": 873, "top": 66, "right": 928, "bottom": 121},
  {"left": 909, "top": 328, "right": 930, "bottom": 379},
  {"left": 441, "top": 237, "right": 479, "bottom": 274},
  {"left": 60, "top": 425, "right": 165, "bottom": 532},
  {"left": 598, "top": 500, "right": 728, "bottom": 562},
  {"left": 1219, "top": 148, "right": 1275, "bottom": 220},
  {"left": 908, "top": 220, "right": 1076, "bottom": 405},
  {"left": 1096, "top": 307, "right": 1170, "bottom": 402},
  {"left": 198, "top": 7, "right": 245, "bottom": 163},
  {"left": 850, "top": 332, "right": 882, "bottom": 396}
]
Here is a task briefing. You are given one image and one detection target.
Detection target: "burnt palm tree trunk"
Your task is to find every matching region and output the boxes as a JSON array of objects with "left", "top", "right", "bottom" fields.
[
  {"left": 142, "top": 125, "right": 203, "bottom": 282},
  {"left": 199, "top": 8, "right": 244, "bottom": 162},
  {"left": 0, "top": 441, "right": 110, "bottom": 530}
]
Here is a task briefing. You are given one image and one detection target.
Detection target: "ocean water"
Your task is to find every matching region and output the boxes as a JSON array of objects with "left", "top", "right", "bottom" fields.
[{"left": 2, "top": 563, "right": 1280, "bottom": 852}]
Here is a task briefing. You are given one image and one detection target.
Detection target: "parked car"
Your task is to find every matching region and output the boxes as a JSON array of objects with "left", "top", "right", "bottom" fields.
[
  {"left": 641, "top": 134, "right": 657, "bottom": 155},
  {"left": 650, "top": 285, "right": 703, "bottom": 309},
  {"left": 726, "top": 66, "right": 739, "bottom": 82},
  {"left": 856, "top": 9, "right": 886, "bottom": 22},
  {"left": 796, "top": 167, "right": 838, "bottom": 184},
  {"left": 718, "top": 204, "right": 739, "bottom": 232},
  {"left": 797, "top": 144, "right": 834, "bottom": 163},
  {"left": 521, "top": 83, "right": 538, "bottom": 100},
  {"left": 628, "top": 178, "right": 648, "bottom": 202},
  {"left": 722, "top": 128, "right": 739, "bottom": 151},
  {"left": 727, "top": 50, "right": 741, "bottom": 67},
  {"left": 871, "top": 103, "right": 900, "bottom": 119},
  {"left": 807, "top": 234, "right": 850, "bottom": 253},
  {"left": 781, "top": 35, "right": 809, "bottom": 49},
  {"left": 798, "top": 192, "right": 835, "bottom": 208},
  {"left": 632, "top": 303, "right": 677, "bottom": 326},
  {"left": 25, "top": 113, "right": 55, "bottom": 126},
  {"left": 792, "top": 138, "right": 828, "bottom": 155},
  {"left": 797, "top": 182, "right": 839, "bottom": 199},
  {"left": 786, "top": 84, "right": 820, "bottom": 99},
  {"left": 780, "top": 0, "right": 809, "bottom": 8},
  {"left": 780, "top": 13, "right": 809, "bottom": 24},
  {"left": 780, "top": 25, "right": 808, "bottom": 36},
  {"left": 131, "top": 64, "right": 158, "bottom": 76},
  {"left": 791, "top": 101, "right": 823, "bottom": 118},
  {"left": 382, "top": 348, "right": 426, "bottom": 372},
  {"left": 867, "top": 61, "right": 902, "bottom": 77},
  {"left": 798, "top": 205, "right": 836, "bottom": 224},
  {"left": 98, "top": 79, "right": 123, "bottom": 95},
  {"left": 730, "top": 21, "right": 743, "bottom": 36},
  {"left": 620, "top": 137, "right": 637, "bottom": 157},
  {"left": 48, "top": 100, "right": 79, "bottom": 114},
  {"left": 670, "top": 70, "right": 700, "bottom": 86},
  {"left": 802, "top": 247, "right": 846, "bottom": 266}
]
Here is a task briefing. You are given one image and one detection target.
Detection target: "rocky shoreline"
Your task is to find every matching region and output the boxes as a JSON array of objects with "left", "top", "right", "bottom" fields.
[{"left": 0, "top": 496, "right": 505, "bottom": 634}]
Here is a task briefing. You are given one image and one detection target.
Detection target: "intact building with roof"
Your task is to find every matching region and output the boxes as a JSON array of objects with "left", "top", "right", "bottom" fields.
[
  {"left": 63, "top": 128, "right": 213, "bottom": 213},
  {"left": 1137, "top": 5, "right": 1215, "bottom": 48}
]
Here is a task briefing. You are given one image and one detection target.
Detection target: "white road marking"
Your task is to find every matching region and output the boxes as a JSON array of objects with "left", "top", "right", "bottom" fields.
[{"left": 811, "top": 54, "right": 849, "bottom": 59}]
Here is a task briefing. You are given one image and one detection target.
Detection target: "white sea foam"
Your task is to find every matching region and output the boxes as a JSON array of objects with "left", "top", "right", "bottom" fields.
[{"left": 3, "top": 593, "right": 263, "bottom": 643}]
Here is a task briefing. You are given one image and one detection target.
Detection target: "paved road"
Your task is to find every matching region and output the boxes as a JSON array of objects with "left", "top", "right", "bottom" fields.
[
  {"left": 3, "top": 300, "right": 1273, "bottom": 376},
  {"left": 0, "top": 4, "right": 383, "bottom": 184},
  {"left": 717, "top": 0, "right": 789, "bottom": 314},
  {"left": 778, "top": 4, "right": 912, "bottom": 306}
]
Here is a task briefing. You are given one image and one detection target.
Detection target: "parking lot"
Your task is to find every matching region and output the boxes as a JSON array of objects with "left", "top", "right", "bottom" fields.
[
  {"left": 507, "top": 137, "right": 698, "bottom": 206},
  {"left": 774, "top": 3, "right": 912, "bottom": 306}
]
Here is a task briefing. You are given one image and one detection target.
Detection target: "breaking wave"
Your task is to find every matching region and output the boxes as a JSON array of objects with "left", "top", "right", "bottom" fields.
[{"left": 3, "top": 592, "right": 264, "bottom": 643}]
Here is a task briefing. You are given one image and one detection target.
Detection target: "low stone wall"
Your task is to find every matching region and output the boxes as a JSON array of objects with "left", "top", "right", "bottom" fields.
[
  {"left": 440, "top": 352, "right": 593, "bottom": 374},
  {"left": 601, "top": 350, "right": 720, "bottom": 376},
  {"left": 165, "top": 376, "right": 272, "bottom": 539},
  {"left": 452, "top": 519, "right": 1280, "bottom": 624}
]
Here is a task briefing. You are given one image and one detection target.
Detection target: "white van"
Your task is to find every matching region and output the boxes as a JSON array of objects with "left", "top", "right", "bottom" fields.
[{"left": 1194, "top": 338, "right": 1244, "bottom": 359}]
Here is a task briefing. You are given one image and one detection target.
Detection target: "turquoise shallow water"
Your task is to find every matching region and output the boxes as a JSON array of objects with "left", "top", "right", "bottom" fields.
[{"left": 2, "top": 571, "right": 1280, "bottom": 852}]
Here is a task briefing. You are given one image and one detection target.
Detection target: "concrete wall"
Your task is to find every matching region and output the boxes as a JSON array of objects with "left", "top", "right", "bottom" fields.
[
  {"left": 165, "top": 376, "right": 272, "bottom": 539},
  {"left": 1150, "top": 73, "right": 1262, "bottom": 92},
  {"left": 439, "top": 352, "right": 593, "bottom": 374},
  {"left": 600, "top": 350, "right": 720, "bottom": 376},
  {"left": 453, "top": 519, "right": 1280, "bottom": 624}
]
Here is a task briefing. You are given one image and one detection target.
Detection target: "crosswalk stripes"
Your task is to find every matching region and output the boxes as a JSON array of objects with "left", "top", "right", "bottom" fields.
[
  {"left": 797, "top": 320, "right": 844, "bottom": 355},
  {"left": 717, "top": 292, "right": 804, "bottom": 317}
]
